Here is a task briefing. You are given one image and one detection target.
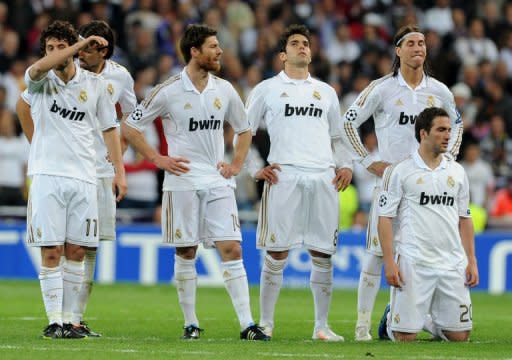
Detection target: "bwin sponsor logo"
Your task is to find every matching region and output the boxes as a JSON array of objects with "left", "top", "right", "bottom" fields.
[
  {"left": 419, "top": 191, "right": 455, "bottom": 206},
  {"left": 284, "top": 103, "right": 323, "bottom": 117},
  {"left": 189, "top": 116, "right": 222, "bottom": 131},
  {"left": 50, "top": 101, "right": 85, "bottom": 121},
  {"left": 398, "top": 112, "right": 418, "bottom": 125}
]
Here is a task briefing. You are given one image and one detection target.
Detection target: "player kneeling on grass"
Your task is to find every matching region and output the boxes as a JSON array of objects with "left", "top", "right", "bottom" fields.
[{"left": 377, "top": 107, "right": 478, "bottom": 342}]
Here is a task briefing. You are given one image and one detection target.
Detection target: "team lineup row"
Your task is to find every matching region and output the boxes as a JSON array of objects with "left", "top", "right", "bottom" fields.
[{"left": 16, "top": 19, "right": 478, "bottom": 343}]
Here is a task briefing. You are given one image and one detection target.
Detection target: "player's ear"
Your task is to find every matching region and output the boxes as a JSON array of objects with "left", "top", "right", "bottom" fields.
[
  {"left": 279, "top": 51, "right": 287, "bottom": 63},
  {"left": 395, "top": 46, "right": 401, "bottom": 58}
]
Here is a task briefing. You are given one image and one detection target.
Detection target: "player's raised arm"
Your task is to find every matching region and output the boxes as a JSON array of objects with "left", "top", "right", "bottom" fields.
[{"left": 29, "top": 35, "right": 108, "bottom": 81}]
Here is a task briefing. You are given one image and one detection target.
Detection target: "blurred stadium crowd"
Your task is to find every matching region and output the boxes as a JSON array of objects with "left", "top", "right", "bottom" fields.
[{"left": 1, "top": 0, "right": 512, "bottom": 230}]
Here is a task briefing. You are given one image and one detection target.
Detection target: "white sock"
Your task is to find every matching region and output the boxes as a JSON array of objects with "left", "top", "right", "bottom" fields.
[
  {"left": 62, "top": 259, "right": 85, "bottom": 325},
  {"left": 174, "top": 255, "right": 199, "bottom": 327},
  {"left": 222, "top": 259, "right": 254, "bottom": 330},
  {"left": 39, "top": 265, "right": 63, "bottom": 325},
  {"left": 77, "top": 249, "right": 96, "bottom": 321},
  {"left": 310, "top": 256, "right": 333, "bottom": 331},
  {"left": 259, "top": 254, "right": 287, "bottom": 330},
  {"left": 356, "top": 253, "right": 383, "bottom": 327}
]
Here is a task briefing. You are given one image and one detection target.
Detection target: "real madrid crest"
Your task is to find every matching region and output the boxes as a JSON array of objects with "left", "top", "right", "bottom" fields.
[
  {"left": 107, "top": 83, "right": 114, "bottom": 95},
  {"left": 79, "top": 90, "right": 88, "bottom": 103},
  {"left": 447, "top": 176, "right": 455, "bottom": 188},
  {"left": 313, "top": 91, "right": 321, "bottom": 100},
  {"left": 214, "top": 97, "right": 222, "bottom": 110},
  {"left": 426, "top": 95, "right": 435, "bottom": 107}
]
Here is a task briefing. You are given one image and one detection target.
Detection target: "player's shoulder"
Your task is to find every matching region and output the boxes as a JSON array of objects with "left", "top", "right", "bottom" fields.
[
  {"left": 105, "top": 60, "right": 132, "bottom": 78},
  {"left": 354, "top": 73, "right": 393, "bottom": 106},
  {"left": 253, "top": 76, "right": 277, "bottom": 92},
  {"left": 141, "top": 73, "right": 182, "bottom": 107},
  {"left": 445, "top": 154, "right": 465, "bottom": 171},
  {"left": 366, "top": 73, "right": 394, "bottom": 92},
  {"left": 386, "top": 155, "right": 415, "bottom": 178},
  {"left": 152, "top": 73, "right": 182, "bottom": 93},
  {"left": 210, "top": 74, "right": 237, "bottom": 91},
  {"left": 427, "top": 76, "right": 453, "bottom": 96},
  {"left": 310, "top": 76, "right": 337, "bottom": 94}
]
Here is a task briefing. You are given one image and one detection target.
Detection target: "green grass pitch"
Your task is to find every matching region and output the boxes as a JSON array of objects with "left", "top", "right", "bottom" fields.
[{"left": 0, "top": 281, "right": 511, "bottom": 359}]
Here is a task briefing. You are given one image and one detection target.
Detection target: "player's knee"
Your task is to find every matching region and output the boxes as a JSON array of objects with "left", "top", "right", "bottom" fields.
[
  {"left": 393, "top": 331, "right": 417, "bottom": 342},
  {"left": 309, "top": 249, "right": 330, "bottom": 258},
  {"left": 65, "top": 244, "right": 86, "bottom": 261},
  {"left": 267, "top": 250, "right": 288, "bottom": 260},
  {"left": 219, "top": 243, "right": 242, "bottom": 261},
  {"left": 41, "top": 246, "right": 63, "bottom": 267},
  {"left": 176, "top": 246, "right": 197, "bottom": 259},
  {"left": 443, "top": 330, "right": 470, "bottom": 342}
]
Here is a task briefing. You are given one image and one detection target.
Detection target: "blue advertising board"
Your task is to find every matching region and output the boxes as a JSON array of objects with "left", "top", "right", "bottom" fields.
[{"left": 0, "top": 222, "right": 510, "bottom": 293}]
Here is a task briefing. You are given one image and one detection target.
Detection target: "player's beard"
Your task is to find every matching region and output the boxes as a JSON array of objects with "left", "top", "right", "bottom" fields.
[{"left": 198, "top": 57, "right": 221, "bottom": 73}]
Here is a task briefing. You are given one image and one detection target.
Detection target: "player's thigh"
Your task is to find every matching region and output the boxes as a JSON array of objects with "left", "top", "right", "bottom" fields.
[
  {"left": 256, "top": 175, "right": 304, "bottom": 251},
  {"left": 431, "top": 268, "right": 473, "bottom": 332},
  {"left": 161, "top": 190, "right": 201, "bottom": 246},
  {"left": 389, "top": 256, "right": 436, "bottom": 334},
  {"left": 66, "top": 179, "right": 99, "bottom": 247},
  {"left": 97, "top": 177, "right": 116, "bottom": 241},
  {"left": 26, "top": 175, "right": 67, "bottom": 246},
  {"left": 303, "top": 170, "right": 339, "bottom": 255},
  {"left": 203, "top": 187, "right": 242, "bottom": 247}
]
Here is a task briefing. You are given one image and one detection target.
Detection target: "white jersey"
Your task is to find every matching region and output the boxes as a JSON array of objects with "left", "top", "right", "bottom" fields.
[
  {"left": 246, "top": 71, "right": 342, "bottom": 169},
  {"left": 94, "top": 60, "right": 136, "bottom": 178},
  {"left": 22, "top": 60, "right": 136, "bottom": 178},
  {"left": 342, "top": 71, "right": 462, "bottom": 172},
  {"left": 25, "top": 64, "right": 117, "bottom": 184},
  {"left": 378, "top": 151, "right": 471, "bottom": 270},
  {"left": 125, "top": 67, "right": 249, "bottom": 191}
]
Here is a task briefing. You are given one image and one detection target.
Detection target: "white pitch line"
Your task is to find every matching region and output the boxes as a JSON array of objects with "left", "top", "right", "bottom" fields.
[
  {"left": 0, "top": 345, "right": 216, "bottom": 356},
  {"left": 257, "top": 352, "right": 344, "bottom": 359}
]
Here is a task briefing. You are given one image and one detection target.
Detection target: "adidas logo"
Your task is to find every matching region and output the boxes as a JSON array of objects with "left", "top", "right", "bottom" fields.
[
  {"left": 184, "top": 103, "right": 192, "bottom": 109},
  {"left": 395, "top": 98, "right": 403, "bottom": 106},
  {"left": 280, "top": 92, "right": 289, "bottom": 98},
  {"left": 416, "top": 177, "right": 424, "bottom": 184}
]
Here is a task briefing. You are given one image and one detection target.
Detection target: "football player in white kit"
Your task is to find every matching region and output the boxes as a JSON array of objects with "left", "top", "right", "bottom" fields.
[
  {"left": 378, "top": 107, "right": 478, "bottom": 342},
  {"left": 245, "top": 24, "right": 353, "bottom": 341},
  {"left": 122, "top": 24, "right": 269, "bottom": 341},
  {"left": 17, "top": 20, "right": 136, "bottom": 337},
  {"left": 23, "top": 20, "right": 126, "bottom": 339},
  {"left": 341, "top": 25, "right": 464, "bottom": 341},
  {"left": 74, "top": 20, "right": 136, "bottom": 337}
]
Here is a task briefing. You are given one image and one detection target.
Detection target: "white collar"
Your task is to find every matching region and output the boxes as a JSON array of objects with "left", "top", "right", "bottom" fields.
[
  {"left": 278, "top": 70, "right": 313, "bottom": 84},
  {"left": 181, "top": 67, "right": 216, "bottom": 93},
  {"left": 412, "top": 149, "right": 448, "bottom": 171},
  {"left": 397, "top": 69, "right": 427, "bottom": 90}
]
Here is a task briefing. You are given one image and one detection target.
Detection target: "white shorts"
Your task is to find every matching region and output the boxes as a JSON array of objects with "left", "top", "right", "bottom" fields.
[
  {"left": 256, "top": 166, "right": 339, "bottom": 254},
  {"left": 26, "top": 175, "right": 99, "bottom": 247},
  {"left": 388, "top": 255, "right": 473, "bottom": 335},
  {"left": 97, "top": 177, "right": 116, "bottom": 241},
  {"left": 161, "top": 186, "right": 241, "bottom": 248}
]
